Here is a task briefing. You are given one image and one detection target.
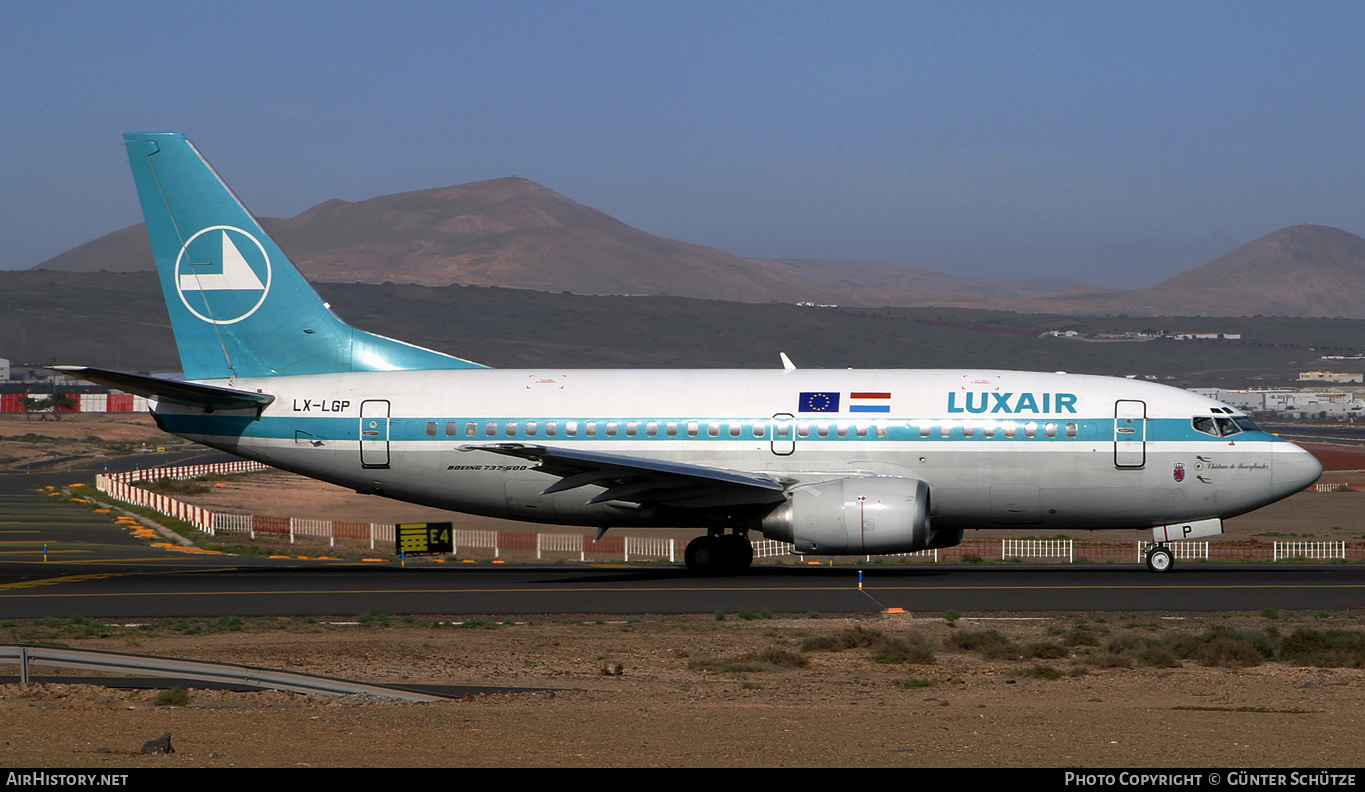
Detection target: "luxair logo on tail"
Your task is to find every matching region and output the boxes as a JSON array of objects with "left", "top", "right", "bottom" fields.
[{"left": 175, "top": 226, "right": 273, "bottom": 324}]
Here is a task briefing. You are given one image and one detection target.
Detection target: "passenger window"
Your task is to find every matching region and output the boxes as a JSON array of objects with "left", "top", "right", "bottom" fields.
[
  {"left": 919, "top": 424, "right": 932, "bottom": 438},
  {"left": 962, "top": 425, "right": 975, "bottom": 438},
  {"left": 687, "top": 421, "right": 699, "bottom": 437},
  {"left": 566, "top": 421, "right": 578, "bottom": 437},
  {"left": 465, "top": 421, "right": 477, "bottom": 437},
  {"left": 485, "top": 421, "right": 497, "bottom": 437},
  {"left": 817, "top": 423, "right": 829, "bottom": 438},
  {"left": 646, "top": 421, "right": 657, "bottom": 437},
  {"left": 546, "top": 421, "right": 558, "bottom": 437},
  {"left": 586, "top": 422, "right": 598, "bottom": 437},
  {"left": 625, "top": 421, "right": 637, "bottom": 437},
  {"left": 504, "top": 421, "right": 518, "bottom": 436},
  {"left": 1065, "top": 422, "right": 1078, "bottom": 438},
  {"left": 445, "top": 421, "right": 458, "bottom": 437},
  {"left": 753, "top": 423, "right": 766, "bottom": 438},
  {"left": 666, "top": 421, "right": 678, "bottom": 437},
  {"left": 1003, "top": 424, "right": 1017, "bottom": 439},
  {"left": 983, "top": 425, "right": 996, "bottom": 439},
  {"left": 875, "top": 424, "right": 887, "bottom": 438},
  {"left": 526, "top": 421, "right": 538, "bottom": 437},
  {"left": 1023, "top": 422, "right": 1037, "bottom": 438},
  {"left": 605, "top": 421, "right": 618, "bottom": 437},
  {"left": 426, "top": 421, "right": 437, "bottom": 437},
  {"left": 708, "top": 421, "right": 721, "bottom": 438},
  {"left": 855, "top": 424, "right": 868, "bottom": 438},
  {"left": 1044, "top": 422, "right": 1057, "bottom": 438}
]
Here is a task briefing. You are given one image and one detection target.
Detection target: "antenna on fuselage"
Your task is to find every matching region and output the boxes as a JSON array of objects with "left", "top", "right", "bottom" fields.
[{"left": 779, "top": 352, "right": 796, "bottom": 371}]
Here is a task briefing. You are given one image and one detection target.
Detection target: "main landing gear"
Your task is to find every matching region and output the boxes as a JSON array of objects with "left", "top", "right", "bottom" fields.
[
  {"left": 1145, "top": 543, "right": 1174, "bottom": 573},
  {"left": 684, "top": 532, "right": 754, "bottom": 576}
]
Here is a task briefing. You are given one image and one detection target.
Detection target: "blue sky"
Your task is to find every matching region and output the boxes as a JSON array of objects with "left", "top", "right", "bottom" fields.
[{"left": 4, "top": 0, "right": 1364, "bottom": 289}]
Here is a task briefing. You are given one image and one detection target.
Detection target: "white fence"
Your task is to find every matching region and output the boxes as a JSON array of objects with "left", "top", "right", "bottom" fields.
[
  {"left": 91, "top": 462, "right": 1365, "bottom": 566},
  {"left": 1138, "top": 541, "right": 1210, "bottom": 562},
  {"left": 1002, "top": 539, "right": 1073, "bottom": 562},
  {"left": 1274, "top": 541, "right": 1346, "bottom": 561}
]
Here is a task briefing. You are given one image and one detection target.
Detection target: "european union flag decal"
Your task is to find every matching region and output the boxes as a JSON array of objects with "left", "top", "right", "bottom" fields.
[{"left": 799, "top": 392, "right": 840, "bottom": 412}]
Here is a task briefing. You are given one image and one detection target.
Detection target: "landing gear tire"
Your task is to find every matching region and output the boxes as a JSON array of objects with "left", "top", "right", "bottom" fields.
[
  {"left": 685, "top": 535, "right": 719, "bottom": 575},
  {"left": 1146, "top": 545, "right": 1174, "bottom": 573},
  {"left": 719, "top": 533, "right": 753, "bottom": 574},
  {"left": 685, "top": 534, "right": 753, "bottom": 575}
]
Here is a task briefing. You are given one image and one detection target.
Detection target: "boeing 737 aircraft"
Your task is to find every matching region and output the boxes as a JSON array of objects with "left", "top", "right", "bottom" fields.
[{"left": 60, "top": 133, "right": 1323, "bottom": 574}]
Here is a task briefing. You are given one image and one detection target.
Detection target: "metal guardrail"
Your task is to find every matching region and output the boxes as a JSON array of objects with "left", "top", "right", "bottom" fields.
[{"left": 0, "top": 644, "right": 442, "bottom": 702}]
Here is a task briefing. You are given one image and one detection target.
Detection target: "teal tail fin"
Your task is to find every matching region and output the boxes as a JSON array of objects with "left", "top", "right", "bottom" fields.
[{"left": 123, "top": 132, "right": 485, "bottom": 380}]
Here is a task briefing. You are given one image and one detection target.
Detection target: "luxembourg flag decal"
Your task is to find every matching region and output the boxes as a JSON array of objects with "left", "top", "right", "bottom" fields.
[{"left": 849, "top": 392, "right": 892, "bottom": 413}]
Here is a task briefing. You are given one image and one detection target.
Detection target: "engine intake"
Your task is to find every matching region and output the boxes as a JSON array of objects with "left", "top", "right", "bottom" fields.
[{"left": 759, "top": 476, "right": 959, "bottom": 555}]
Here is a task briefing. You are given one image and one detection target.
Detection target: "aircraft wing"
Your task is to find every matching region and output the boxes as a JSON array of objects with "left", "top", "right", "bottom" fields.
[
  {"left": 464, "top": 443, "right": 790, "bottom": 509},
  {"left": 50, "top": 366, "right": 275, "bottom": 412}
]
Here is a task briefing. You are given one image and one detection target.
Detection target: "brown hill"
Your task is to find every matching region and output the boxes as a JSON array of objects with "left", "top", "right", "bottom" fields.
[
  {"left": 268, "top": 178, "right": 825, "bottom": 302},
  {"left": 1135, "top": 224, "right": 1365, "bottom": 316},
  {"left": 1027, "top": 225, "right": 1365, "bottom": 318},
  {"left": 33, "top": 178, "right": 1039, "bottom": 308},
  {"left": 39, "top": 179, "right": 828, "bottom": 303},
  {"left": 37, "top": 177, "right": 1365, "bottom": 317},
  {"left": 35, "top": 218, "right": 290, "bottom": 274}
]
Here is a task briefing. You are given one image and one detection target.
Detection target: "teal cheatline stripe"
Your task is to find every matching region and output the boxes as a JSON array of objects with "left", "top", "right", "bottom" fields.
[
  {"left": 157, "top": 411, "right": 1288, "bottom": 447},
  {"left": 124, "top": 133, "right": 486, "bottom": 380}
]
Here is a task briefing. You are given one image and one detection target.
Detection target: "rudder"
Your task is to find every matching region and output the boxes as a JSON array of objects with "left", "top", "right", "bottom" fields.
[{"left": 124, "top": 132, "right": 484, "bottom": 380}]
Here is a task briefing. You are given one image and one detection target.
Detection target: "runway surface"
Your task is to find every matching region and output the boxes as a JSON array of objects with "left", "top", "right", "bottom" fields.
[
  {"left": 2, "top": 446, "right": 1363, "bottom": 620},
  {"left": 2, "top": 526, "right": 1363, "bottom": 619}
]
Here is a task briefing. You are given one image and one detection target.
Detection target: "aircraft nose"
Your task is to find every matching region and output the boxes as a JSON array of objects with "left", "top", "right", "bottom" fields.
[{"left": 1272, "top": 443, "right": 1323, "bottom": 497}]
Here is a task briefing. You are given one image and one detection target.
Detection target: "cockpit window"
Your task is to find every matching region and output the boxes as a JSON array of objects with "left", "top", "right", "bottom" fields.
[{"left": 1193, "top": 416, "right": 1251, "bottom": 437}]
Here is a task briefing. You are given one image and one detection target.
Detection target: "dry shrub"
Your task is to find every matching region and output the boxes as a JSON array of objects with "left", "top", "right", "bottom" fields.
[
  {"left": 948, "top": 629, "right": 1020, "bottom": 660},
  {"left": 1280, "top": 628, "right": 1365, "bottom": 668},
  {"left": 801, "top": 626, "right": 934, "bottom": 664}
]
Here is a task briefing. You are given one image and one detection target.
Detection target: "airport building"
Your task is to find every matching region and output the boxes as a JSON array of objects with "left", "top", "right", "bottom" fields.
[{"left": 1192, "top": 387, "right": 1365, "bottom": 418}]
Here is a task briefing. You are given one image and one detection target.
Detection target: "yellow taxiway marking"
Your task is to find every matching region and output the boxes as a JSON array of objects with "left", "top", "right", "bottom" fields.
[{"left": 0, "top": 573, "right": 126, "bottom": 590}]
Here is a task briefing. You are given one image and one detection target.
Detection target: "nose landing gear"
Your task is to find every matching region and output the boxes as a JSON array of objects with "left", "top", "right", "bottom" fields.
[{"left": 1145, "top": 544, "right": 1174, "bottom": 573}]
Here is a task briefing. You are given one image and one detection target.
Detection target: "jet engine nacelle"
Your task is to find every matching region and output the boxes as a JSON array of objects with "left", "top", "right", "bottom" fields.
[{"left": 759, "top": 476, "right": 959, "bottom": 555}]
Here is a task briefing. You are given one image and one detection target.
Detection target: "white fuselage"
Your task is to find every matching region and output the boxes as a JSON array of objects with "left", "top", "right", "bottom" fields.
[{"left": 150, "top": 367, "right": 1322, "bottom": 535}]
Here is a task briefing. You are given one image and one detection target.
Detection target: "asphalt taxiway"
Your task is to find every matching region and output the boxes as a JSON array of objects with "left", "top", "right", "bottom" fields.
[
  {"left": 2, "top": 448, "right": 1363, "bottom": 620},
  {"left": 3, "top": 505, "right": 1364, "bottom": 619}
]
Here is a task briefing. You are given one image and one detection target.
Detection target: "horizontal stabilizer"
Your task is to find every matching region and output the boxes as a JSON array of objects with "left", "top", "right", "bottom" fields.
[
  {"left": 50, "top": 366, "right": 275, "bottom": 412},
  {"left": 463, "top": 443, "right": 789, "bottom": 509}
]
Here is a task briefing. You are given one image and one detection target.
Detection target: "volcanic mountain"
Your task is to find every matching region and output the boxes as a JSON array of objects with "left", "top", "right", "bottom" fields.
[
  {"left": 38, "top": 178, "right": 825, "bottom": 303},
  {"left": 1027, "top": 225, "right": 1365, "bottom": 318},
  {"left": 33, "top": 177, "right": 1061, "bottom": 308},
  {"left": 33, "top": 177, "right": 1365, "bottom": 316}
]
